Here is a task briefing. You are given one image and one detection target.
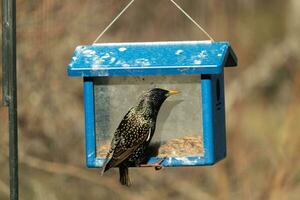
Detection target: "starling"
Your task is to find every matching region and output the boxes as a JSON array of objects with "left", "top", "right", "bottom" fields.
[{"left": 101, "top": 88, "right": 179, "bottom": 186}]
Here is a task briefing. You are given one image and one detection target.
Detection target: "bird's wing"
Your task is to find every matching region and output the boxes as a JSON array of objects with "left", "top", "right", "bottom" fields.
[
  {"left": 146, "top": 128, "right": 152, "bottom": 142},
  {"left": 113, "top": 128, "right": 152, "bottom": 158},
  {"left": 101, "top": 109, "right": 133, "bottom": 174},
  {"left": 102, "top": 108, "right": 152, "bottom": 170}
]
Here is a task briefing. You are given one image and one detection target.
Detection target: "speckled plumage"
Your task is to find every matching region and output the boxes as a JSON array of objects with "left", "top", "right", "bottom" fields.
[{"left": 101, "top": 88, "right": 178, "bottom": 186}]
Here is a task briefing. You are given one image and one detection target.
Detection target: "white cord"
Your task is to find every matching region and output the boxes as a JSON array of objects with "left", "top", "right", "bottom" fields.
[
  {"left": 92, "top": 0, "right": 214, "bottom": 43},
  {"left": 169, "top": 0, "right": 214, "bottom": 41},
  {"left": 93, "top": 0, "right": 136, "bottom": 44}
]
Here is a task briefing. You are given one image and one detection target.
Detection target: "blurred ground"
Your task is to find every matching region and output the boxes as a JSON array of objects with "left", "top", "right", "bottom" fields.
[{"left": 0, "top": 0, "right": 300, "bottom": 199}]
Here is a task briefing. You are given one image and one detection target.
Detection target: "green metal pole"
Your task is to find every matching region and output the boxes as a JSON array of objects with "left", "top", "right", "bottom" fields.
[{"left": 2, "top": 0, "right": 18, "bottom": 199}]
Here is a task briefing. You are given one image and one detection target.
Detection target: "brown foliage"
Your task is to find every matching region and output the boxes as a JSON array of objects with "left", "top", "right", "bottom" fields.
[{"left": 1, "top": 0, "right": 300, "bottom": 199}]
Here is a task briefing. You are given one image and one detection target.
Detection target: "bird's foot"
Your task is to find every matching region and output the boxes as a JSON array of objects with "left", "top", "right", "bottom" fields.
[{"left": 140, "top": 157, "right": 166, "bottom": 170}]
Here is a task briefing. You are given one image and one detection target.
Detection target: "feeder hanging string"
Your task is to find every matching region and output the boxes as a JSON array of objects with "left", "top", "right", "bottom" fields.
[
  {"left": 169, "top": 0, "right": 214, "bottom": 41},
  {"left": 93, "top": 0, "right": 214, "bottom": 43},
  {"left": 93, "top": 0, "right": 136, "bottom": 44}
]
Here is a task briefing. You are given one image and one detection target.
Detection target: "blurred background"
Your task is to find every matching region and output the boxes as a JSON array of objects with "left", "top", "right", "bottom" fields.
[{"left": 1, "top": 0, "right": 300, "bottom": 199}]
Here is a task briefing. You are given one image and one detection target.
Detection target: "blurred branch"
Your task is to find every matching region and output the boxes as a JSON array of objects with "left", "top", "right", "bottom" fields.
[
  {"left": 259, "top": 73, "right": 300, "bottom": 200},
  {"left": 0, "top": 146, "right": 142, "bottom": 200},
  {"left": 0, "top": 179, "right": 9, "bottom": 197},
  {"left": 167, "top": 176, "right": 214, "bottom": 200},
  {"left": 226, "top": 36, "right": 300, "bottom": 111},
  {"left": 227, "top": 0, "right": 300, "bottom": 111},
  {"left": 19, "top": 155, "right": 143, "bottom": 199}
]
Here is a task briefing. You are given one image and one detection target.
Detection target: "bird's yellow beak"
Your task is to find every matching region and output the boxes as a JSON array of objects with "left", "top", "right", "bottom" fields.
[{"left": 168, "top": 90, "right": 180, "bottom": 95}]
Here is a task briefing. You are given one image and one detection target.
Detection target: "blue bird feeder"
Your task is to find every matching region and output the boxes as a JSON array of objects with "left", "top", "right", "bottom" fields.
[{"left": 67, "top": 41, "right": 237, "bottom": 168}]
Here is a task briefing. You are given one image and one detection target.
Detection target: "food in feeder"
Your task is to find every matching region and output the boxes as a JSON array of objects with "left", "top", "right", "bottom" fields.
[
  {"left": 156, "top": 135, "right": 203, "bottom": 157},
  {"left": 97, "top": 135, "right": 203, "bottom": 158},
  {"left": 101, "top": 88, "right": 179, "bottom": 186}
]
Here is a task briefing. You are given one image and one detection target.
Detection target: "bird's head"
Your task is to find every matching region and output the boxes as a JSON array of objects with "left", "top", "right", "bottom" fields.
[{"left": 136, "top": 88, "right": 179, "bottom": 116}]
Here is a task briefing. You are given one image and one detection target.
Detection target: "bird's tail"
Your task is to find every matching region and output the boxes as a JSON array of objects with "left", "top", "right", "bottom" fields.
[{"left": 119, "top": 166, "right": 131, "bottom": 186}]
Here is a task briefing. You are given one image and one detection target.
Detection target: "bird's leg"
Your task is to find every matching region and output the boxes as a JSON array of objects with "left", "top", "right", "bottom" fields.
[{"left": 139, "top": 157, "right": 166, "bottom": 170}]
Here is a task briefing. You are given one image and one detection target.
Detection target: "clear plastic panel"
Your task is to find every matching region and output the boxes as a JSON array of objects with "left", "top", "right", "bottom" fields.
[{"left": 94, "top": 75, "right": 203, "bottom": 158}]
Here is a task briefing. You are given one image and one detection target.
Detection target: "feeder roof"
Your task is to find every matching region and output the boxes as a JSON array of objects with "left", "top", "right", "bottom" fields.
[{"left": 67, "top": 41, "right": 237, "bottom": 77}]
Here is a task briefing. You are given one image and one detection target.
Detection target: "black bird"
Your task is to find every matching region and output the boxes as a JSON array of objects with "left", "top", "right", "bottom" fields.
[{"left": 101, "top": 88, "right": 179, "bottom": 186}]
